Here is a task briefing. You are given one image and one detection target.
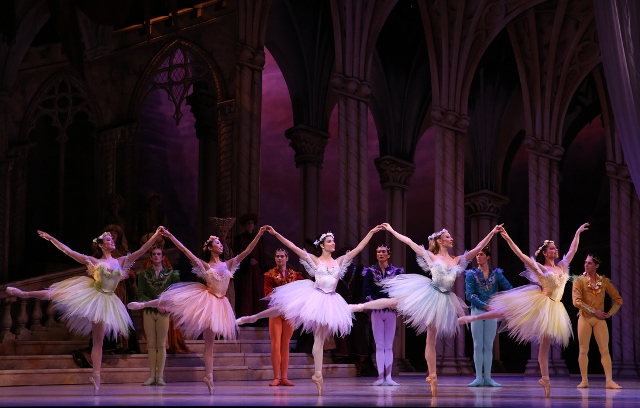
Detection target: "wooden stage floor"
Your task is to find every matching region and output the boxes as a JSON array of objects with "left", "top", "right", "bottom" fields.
[{"left": 0, "top": 373, "right": 637, "bottom": 407}]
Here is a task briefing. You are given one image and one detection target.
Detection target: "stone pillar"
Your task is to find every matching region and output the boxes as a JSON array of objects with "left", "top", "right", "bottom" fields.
[
  {"left": 235, "top": 44, "right": 265, "bottom": 217},
  {"left": 522, "top": 136, "right": 567, "bottom": 376},
  {"left": 331, "top": 73, "right": 371, "bottom": 266},
  {"left": 96, "top": 127, "right": 121, "bottom": 223},
  {"left": 286, "top": 125, "right": 329, "bottom": 244},
  {"left": 186, "top": 84, "right": 219, "bottom": 245},
  {"left": 374, "top": 155, "right": 415, "bottom": 365},
  {"left": 217, "top": 100, "right": 236, "bottom": 218},
  {"left": 464, "top": 189, "right": 509, "bottom": 369},
  {"left": 429, "top": 107, "right": 473, "bottom": 375},
  {"left": 606, "top": 162, "right": 640, "bottom": 376},
  {"left": 116, "top": 123, "right": 137, "bottom": 237}
]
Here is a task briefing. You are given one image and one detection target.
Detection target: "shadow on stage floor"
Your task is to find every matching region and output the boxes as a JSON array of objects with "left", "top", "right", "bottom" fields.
[{"left": 0, "top": 373, "right": 637, "bottom": 407}]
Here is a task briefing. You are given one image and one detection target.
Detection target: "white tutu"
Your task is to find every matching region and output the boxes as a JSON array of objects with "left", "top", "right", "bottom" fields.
[
  {"left": 49, "top": 276, "right": 133, "bottom": 340},
  {"left": 383, "top": 274, "right": 466, "bottom": 337},
  {"left": 158, "top": 282, "right": 237, "bottom": 340},
  {"left": 268, "top": 279, "right": 353, "bottom": 337}
]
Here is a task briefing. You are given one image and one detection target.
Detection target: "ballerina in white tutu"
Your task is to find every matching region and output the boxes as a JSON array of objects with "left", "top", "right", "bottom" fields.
[
  {"left": 458, "top": 223, "right": 589, "bottom": 397},
  {"left": 236, "top": 225, "right": 383, "bottom": 395},
  {"left": 127, "top": 226, "right": 266, "bottom": 395},
  {"left": 352, "top": 222, "right": 503, "bottom": 396},
  {"left": 6, "top": 226, "right": 164, "bottom": 395}
]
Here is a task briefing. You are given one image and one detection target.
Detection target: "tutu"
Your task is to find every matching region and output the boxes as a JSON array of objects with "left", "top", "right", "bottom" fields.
[
  {"left": 268, "top": 279, "right": 353, "bottom": 337},
  {"left": 158, "top": 282, "right": 237, "bottom": 340},
  {"left": 50, "top": 265, "right": 133, "bottom": 340},
  {"left": 488, "top": 257, "right": 573, "bottom": 347}
]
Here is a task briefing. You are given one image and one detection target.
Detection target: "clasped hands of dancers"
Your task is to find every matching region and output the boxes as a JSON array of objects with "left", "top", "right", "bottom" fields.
[{"left": 6, "top": 220, "right": 622, "bottom": 398}]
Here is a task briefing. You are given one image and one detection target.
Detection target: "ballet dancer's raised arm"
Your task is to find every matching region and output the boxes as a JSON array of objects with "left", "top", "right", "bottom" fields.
[
  {"left": 563, "top": 223, "right": 589, "bottom": 264},
  {"left": 37, "top": 230, "right": 95, "bottom": 265},
  {"left": 162, "top": 228, "right": 209, "bottom": 272},
  {"left": 264, "top": 226, "right": 309, "bottom": 261},
  {"left": 122, "top": 226, "right": 164, "bottom": 269},
  {"left": 499, "top": 228, "right": 539, "bottom": 272},
  {"left": 380, "top": 223, "right": 427, "bottom": 257},
  {"left": 234, "top": 226, "right": 267, "bottom": 264},
  {"left": 464, "top": 224, "right": 504, "bottom": 261},
  {"left": 338, "top": 225, "right": 384, "bottom": 265}
]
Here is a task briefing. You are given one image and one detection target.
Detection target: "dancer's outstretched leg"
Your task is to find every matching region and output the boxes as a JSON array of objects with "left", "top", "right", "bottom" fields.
[
  {"left": 351, "top": 298, "right": 398, "bottom": 313},
  {"left": 236, "top": 307, "right": 282, "bottom": 325},
  {"left": 128, "top": 299, "right": 161, "bottom": 310},
  {"left": 310, "top": 326, "right": 328, "bottom": 396},
  {"left": 425, "top": 325, "right": 438, "bottom": 396},
  {"left": 6, "top": 287, "right": 51, "bottom": 300},
  {"left": 458, "top": 309, "right": 504, "bottom": 325},
  {"left": 90, "top": 322, "right": 106, "bottom": 395}
]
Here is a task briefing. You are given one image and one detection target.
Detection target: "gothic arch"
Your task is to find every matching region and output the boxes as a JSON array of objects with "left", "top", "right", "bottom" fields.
[{"left": 129, "top": 39, "right": 226, "bottom": 125}]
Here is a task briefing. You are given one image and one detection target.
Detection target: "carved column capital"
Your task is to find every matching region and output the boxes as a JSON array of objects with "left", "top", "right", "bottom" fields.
[
  {"left": 374, "top": 155, "right": 416, "bottom": 191},
  {"left": 98, "top": 123, "right": 137, "bottom": 147},
  {"left": 430, "top": 107, "right": 470, "bottom": 132},
  {"left": 605, "top": 162, "right": 631, "bottom": 182},
  {"left": 237, "top": 44, "right": 266, "bottom": 70},
  {"left": 523, "top": 136, "right": 564, "bottom": 160},
  {"left": 285, "top": 125, "right": 330, "bottom": 168},
  {"left": 464, "top": 189, "right": 510, "bottom": 218},
  {"left": 330, "top": 73, "right": 371, "bottom": 101}
]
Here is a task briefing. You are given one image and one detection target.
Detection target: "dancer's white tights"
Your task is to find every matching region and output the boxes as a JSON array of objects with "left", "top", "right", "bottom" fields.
[{"left": 371, "top": 310, "right": 396, "bottom": 379}]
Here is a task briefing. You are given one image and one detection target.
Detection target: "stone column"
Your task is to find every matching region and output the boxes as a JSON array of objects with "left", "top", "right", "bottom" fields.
[
  {"left": 186, "top": 85, "right": 219, "bottom": 244},
  {"left": 606, "top": 162, "right": 640, "bottom": 376},
  {"left": 286, "top": 125, "right": 329, "bottom": 244},
  {"left": 331, "top": 73, "right": 371, "bottom": 266},
  {"left": 116, "top": 123, "right": 137, "bottom": 237},
  {"left": 464, "top": 189, "right": 509, "bottom": 369},
  {"left": 429, "top": 107, "right": 473, "bottom": 375},
  {"left": 374, "top": 155, "right": 415, "bottom": 365},
  {"left": 217, "top": 100, "right": 236, "bottom": 218},
  {"left": 235, "top": 44, "right": 265, "bottom": 217},
  {"left": 96, "top": 127, "right": 121, "bottom": 223},
  {"left": 522, "top": 136, "right": 568, "bottom": 376}
]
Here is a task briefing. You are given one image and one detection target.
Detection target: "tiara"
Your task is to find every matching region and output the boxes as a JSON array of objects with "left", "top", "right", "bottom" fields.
[
  {"left": 314, "top": 232, "right": 334, "bottom": 246},
  {"left": 428, "top": 229, "right": 448, "bottom": 241},
  {"left": 204, "top": 235, "right": 219, "bottom": 247},
  {"left": 534, "top": 240, "right": 554, "bottom": 257},
  {"left": 93, "top": 231, "right": 111, "bottom": 243}
]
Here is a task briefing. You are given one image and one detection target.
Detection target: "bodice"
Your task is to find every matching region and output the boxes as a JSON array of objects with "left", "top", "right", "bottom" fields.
[
  {"left": 538, "top": 270, "right": 569, "bottom": 301},
  {"left": 194, "top": 258, "right": 239, "bottom": 298},
  {"left": 430, "top": 262, "right": 466, "bottom": 292},
  {"left": 299, "top": 251, "right": 351, "bottom": 294},
  {"left": 90, "top": 263, "right": 125, "bottom": 294}
]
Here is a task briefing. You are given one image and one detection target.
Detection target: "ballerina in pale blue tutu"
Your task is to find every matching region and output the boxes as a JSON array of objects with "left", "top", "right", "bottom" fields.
[
  {"left": 236, "top": 224, "right": 383, "bottom": 395},
  {"left": 352, "top": 222, "right": 502, "bottom": 396}
]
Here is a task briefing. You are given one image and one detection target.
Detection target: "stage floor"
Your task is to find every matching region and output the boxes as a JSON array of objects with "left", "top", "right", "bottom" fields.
[{"left": 0, "top": 373, "right": 637, "bottom": 407}]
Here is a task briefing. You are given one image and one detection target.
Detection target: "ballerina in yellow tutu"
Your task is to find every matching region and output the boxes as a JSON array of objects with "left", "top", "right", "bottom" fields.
[
  {"left": 6, "top": 226, "right": 164, "bottom": 395},
  {"left": 458, "top": 222, "right": 590, "bottom": 397}
]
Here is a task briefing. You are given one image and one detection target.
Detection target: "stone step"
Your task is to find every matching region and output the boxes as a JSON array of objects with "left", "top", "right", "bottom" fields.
[
  {"left": 0, "top": 363, "right": 356, "bottom": 386},
  {"left": 138, "top": 339, "right": 296, "bottom": 354}
]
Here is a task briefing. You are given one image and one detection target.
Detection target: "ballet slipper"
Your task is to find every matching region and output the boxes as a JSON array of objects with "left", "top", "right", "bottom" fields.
[
  {"left": 483, "top": 378, "right": 502, "bottom": 387},
  {"left": 467, "top": 378, "right": 484, "bottom": 387},
  {"left": 156, "top": 377, "right": 166, "bottom": 386},
  {"left": 6, "top": 287, "right": 27, "bottom": 298},
  {"left": 538, "top": 376, "right": 550, "bottom": 398},
  {"left": 269, "top": 378, "right": 281, "bottom": 386},
  {"left": 236, "top": 315, "right": 257, "bottom": 326},
  {"left": 127, "top": 302, "right": 145, "bottom": 310},
  {"left": 203, "top": 375, "right": 214, "bottom": 395},
  {"left": 90, "top": 373, "right": 101, "bottom": 396},
  {"left": 142, "top": 377, "right": 156, "bottom": 386},
  {"left": 280, "top": 378, "right": 295, "bottom": 386},
  {"left": 426, "top": 374, "right": 438, "bottom": 396},
  {"left": 384, "top": 377, "right": 400, "bottom": 386},
  {"left": 311, "top": 371, "right": 323, "bottom": 396},
  {"left": 605, "top": 381, "right": 622, "bottom": 389},
  {"left": 457, "top": 315, "right": 474, "bottom": 325},
  {"left": 576, "top": 380, "right": 589, "bottom": 388},
  {"left": 371, "top": 378, "right": 385, "bottom": 386}
]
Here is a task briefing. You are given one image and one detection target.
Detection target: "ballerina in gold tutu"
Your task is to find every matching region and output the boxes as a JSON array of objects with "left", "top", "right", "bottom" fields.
[{"left": 458, "top": 223, "right": 590, "bottom": 397}]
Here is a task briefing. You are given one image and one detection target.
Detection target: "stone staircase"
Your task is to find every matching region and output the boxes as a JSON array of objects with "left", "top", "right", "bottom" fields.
[{"left": 0, "top": 312, "right": 356, "bottom": 387}]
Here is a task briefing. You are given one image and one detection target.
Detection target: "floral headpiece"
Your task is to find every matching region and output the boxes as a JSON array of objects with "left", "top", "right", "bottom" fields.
[
  {"left": 314, "top": 232, "right": 334, "bottom": 246},
  {"left": 93, "top": 231, "right": 111, "bottom": 243},
  {"left": 428, "top": 229, "right": 448, "bottom": 241},
  {"left": 204, "top": 235, "right": 219, "bottom": 248},
  {"left": 534, "top": 240, "right": 554, "bottom": 257}
]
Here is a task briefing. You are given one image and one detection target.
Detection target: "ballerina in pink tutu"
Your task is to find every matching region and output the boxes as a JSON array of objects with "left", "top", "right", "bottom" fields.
[
  {"left": 458, "top": 223, "right": 589, "bottom": 397},
  {"left": 236, "top": 224, "right": 383, "bottom": 395},
  {"left": 6, "top": 226, "right": 164, "bottom": 395},
  {"left": 128, "top": 226, "right": 267, "bottom": 394}
]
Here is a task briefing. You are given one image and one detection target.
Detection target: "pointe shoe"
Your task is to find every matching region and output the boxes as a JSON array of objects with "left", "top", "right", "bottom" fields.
[
  {"left": 426, "top": 374, "right": 438, "bottom": 396},
  {"left": 280, "top": 378, "right": 295, "bottom": 386},
  {"left": 127, "top": 302, "right": 145, "bottom": 310},
  {"left": 156, "top": 377, "right": 166, "bottom": 386},
  {"left": 142, "top": 377, "right": 156, "bottom": 386},
  {"left": 467, "top": 378, "right": 484, "bottom": 387},
  {"left": 236, "top": 315, "right": 257, "bottom": 326},
  {"left": 371, "top": 378, "right": 385, "bottom": 386},
  {"left": 384, "top": 377, "right": 400, "bottom": 386},
  {"left": 6, "top": 287, "right": 26, "bottom": 298},
  {"left": 311, "top": 372, "right": 323, "bottom": 396},
  {"left": 538, "top": 376, "right": 550, "bottom": 398},
  {"left": 457, "top": 315, "right": 474, "bottom": 325},
  {"left": 203, "top": 375, "right": 214, "bottom": 395},
  {"left": 606, "top": 381, "right": 622, "bottom": 389},
  {"left": 576, "top": 380, "right": 589, "bottom": 388},
  {"left": 269, "top": 378, "right": 281, "bottom": 386},
  {"left": 90, "top": 374, "right": 101, "bottom": 396},
  {"left": 483, "top": 378, "right": 502, "bottom": 387}
]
